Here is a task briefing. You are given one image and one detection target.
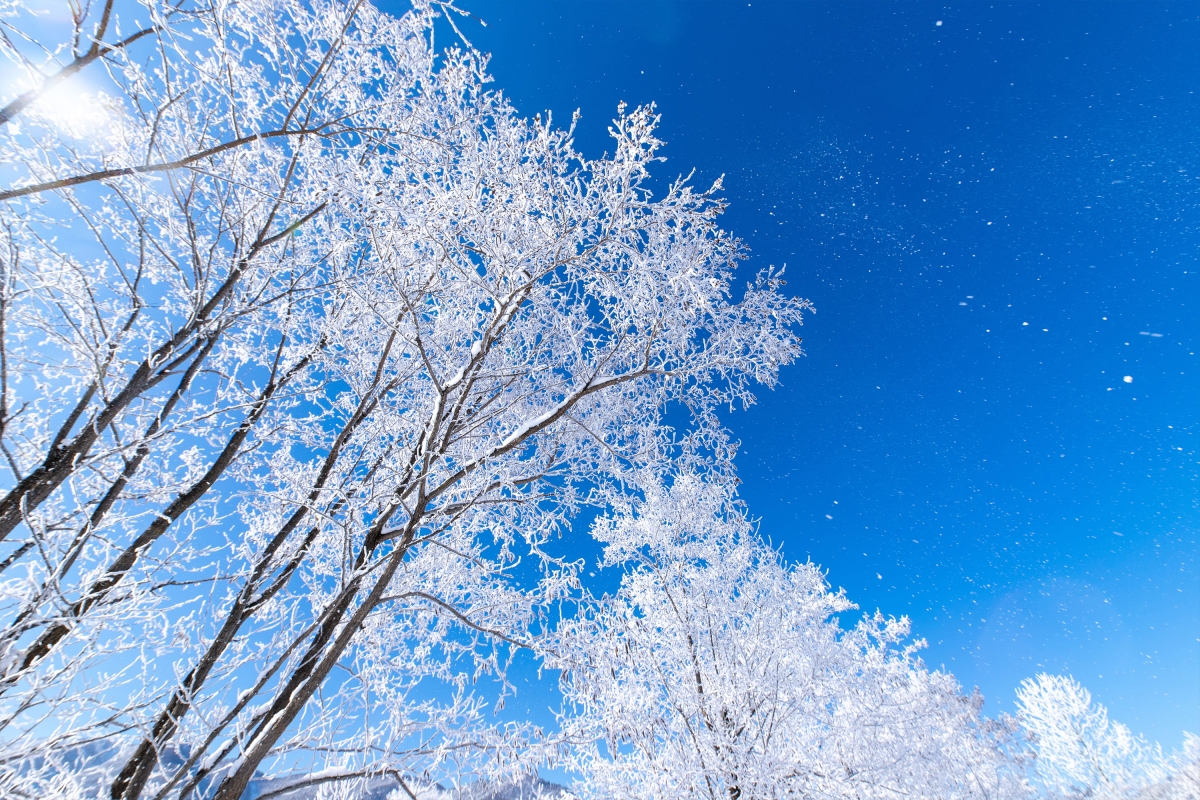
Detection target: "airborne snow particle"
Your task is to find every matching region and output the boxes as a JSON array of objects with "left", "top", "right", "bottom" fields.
[
  {"left": 825, "top": 514, "right": 833, "bottom": 520},
  {"left": 936, "top": 20, "right": 943, "bottom": 26},
  {"left": 1123, "top": 375, "right": 1133, "bottom": 383}
]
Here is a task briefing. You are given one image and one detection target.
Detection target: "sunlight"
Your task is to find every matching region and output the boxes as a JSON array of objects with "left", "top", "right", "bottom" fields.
[{"left": 28, "top": 78, "right": 120, "bottom": 141}]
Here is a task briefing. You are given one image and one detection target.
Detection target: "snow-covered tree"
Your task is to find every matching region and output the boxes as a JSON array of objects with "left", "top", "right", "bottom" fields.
[
  {"left": 551, "top": 477, "right": 1027, "bottom": 800},
  {"left": 0, "top": 1, "right": 810, "bottom": 797},
  {"left": 1016, "top": 674, "right": 1196, "bottom": 800},
  {"left": 1133, "top": 735, "right": 1200, "bottom": 800}
]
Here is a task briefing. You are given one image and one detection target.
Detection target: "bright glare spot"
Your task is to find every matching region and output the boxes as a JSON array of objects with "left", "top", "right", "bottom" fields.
[
  {"left": 28, "top": 79, "right": 118, "bottom": 141},
  {"left": 1123, "top": 375, "right": 1133, "bottom": 383}
]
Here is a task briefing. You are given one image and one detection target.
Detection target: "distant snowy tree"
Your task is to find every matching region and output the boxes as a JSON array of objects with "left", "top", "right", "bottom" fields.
[
  {"left": 1133, "top": 735, "right": 1200, "bottom": 800},
  {"left": 1016, "top": 674, "right": 1196, "bottom": 800},
  {"left": 551, "top": 477, "right": 1028, "bottom": 800},
  {"left": 0, "top": 0, "right": 810, "bottom": 797}
]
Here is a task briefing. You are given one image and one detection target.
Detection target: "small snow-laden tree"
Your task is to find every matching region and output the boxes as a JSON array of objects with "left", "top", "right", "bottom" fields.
[
  {"left": 0, "top": 0, "right": 813, "bottom": 796},
  {"left": 552, "top": 476, "right": 1028, "bottom": 800},
  {"left": 1015, "top": 674, "right": 1196, "bottom": 800},
  {"left": 1134, "top": 735, "right": 1200, "bottom": 800}
]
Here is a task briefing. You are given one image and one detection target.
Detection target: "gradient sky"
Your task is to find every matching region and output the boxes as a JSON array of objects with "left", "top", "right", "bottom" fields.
[{"left": 407, "top": 1, "right": 1199, "bottom": 747}]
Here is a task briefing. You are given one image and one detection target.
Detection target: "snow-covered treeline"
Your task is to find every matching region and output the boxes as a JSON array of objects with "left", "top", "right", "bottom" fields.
[
  {"left": 550, "top": 477, "right": 1025, "bottom": 800},
  {"left": 549, "top": 478, "right": 1197, "bottom": 800},
  {"left": 0, "top": 0, "right": 1193, "bottom": 798}
]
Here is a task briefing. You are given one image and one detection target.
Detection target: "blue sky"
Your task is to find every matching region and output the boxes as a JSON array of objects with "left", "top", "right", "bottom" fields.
[{"left": 411, "top": 1, "right": 1198, "bottom": 746}]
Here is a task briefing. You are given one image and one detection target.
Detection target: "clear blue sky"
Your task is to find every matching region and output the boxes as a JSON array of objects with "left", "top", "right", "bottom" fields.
[{"left": 408, "top": 1, "right": 1199, "bottom": 747}]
